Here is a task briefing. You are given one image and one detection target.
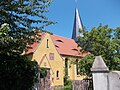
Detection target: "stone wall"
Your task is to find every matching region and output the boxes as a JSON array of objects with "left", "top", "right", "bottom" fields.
[
  {"left": 34, "top": 70, "right": 51, "bottom": 90},
  {"left": 91, "top": 56, "right": 120, "bottom": 90},
  {"left": 108, "top": 71, "right": 120, "bottom": 90},
  {"left": 72, "top": 79, "right": 93, "bottom": 90}
]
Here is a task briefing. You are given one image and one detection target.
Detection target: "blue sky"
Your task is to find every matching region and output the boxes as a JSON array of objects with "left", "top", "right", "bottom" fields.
[{"left": 44, "top": 0, "right": 120, "bottom": 38}]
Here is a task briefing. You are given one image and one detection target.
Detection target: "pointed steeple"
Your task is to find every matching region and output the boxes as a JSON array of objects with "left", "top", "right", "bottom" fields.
[{"left": 72, "top": 7, "right": 83, "bottom": 42}]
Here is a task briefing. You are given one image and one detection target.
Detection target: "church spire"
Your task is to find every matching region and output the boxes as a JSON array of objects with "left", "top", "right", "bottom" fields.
[{"left": 72, "top": 7, "right": 83, "bottom": 42}]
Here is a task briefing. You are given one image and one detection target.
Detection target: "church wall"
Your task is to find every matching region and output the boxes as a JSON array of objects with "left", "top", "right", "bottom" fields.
[
  {"left": 62, "top": 56, "right": 85, "bottom": 81},
  {"left": 29, "top": 33, "right": 64, "bottom": 87}
]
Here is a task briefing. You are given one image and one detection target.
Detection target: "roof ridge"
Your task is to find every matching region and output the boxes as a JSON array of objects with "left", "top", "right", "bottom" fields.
[{"left": 51, "top": 34, "right": 76, "bottom": 41}]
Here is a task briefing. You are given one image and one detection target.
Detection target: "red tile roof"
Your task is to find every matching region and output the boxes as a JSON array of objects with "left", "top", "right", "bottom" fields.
[
  {"left": 25, "top": 33, "right": 90, "bottom": 57},
  {"left": 25, "top": 32, "right": 46, "bottom": 54},
  {"left": 25, "top": 42, "right": 39, "bottom": 55},
  {"left": 51, "top": 34, "right": 89, "bottom": 57}
]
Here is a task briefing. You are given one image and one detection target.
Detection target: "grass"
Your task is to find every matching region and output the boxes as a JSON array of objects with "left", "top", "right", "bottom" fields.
[{"left": 54, "top": 85, "right": 72, "bottom": 90}]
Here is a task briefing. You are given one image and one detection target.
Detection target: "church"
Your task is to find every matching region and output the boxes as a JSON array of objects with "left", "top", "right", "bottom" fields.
[{"left": 25, "top": 7, "right": 89, "bottom": 88}]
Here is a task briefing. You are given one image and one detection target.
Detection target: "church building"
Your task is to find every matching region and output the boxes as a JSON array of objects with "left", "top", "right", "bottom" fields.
[{"left": 25, "top": 7, "right": 89, "bottom": 89}]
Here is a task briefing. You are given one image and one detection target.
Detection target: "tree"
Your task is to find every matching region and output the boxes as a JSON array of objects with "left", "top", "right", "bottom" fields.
[
  {"left": 0, "top": 0, "right": 54, "bottom": 30},
  {"left": 78, "top": 24, "right": 120, "bottom": 76},
  {"left": 0, "top": 23, "right": 40, "bottom": 90},
  {"left": 0, "top": 0, "right": 55, "bottom": 58},
  {"left": 114, "top": 27, "right": 120, "bottom": 57},
  {"left": 0, "top": 56, "right": 39, "bottom": 90},
  {"left": 0, "top": 0, "right": 54, "bottom": 89},
  {"left": 78, "top": 54, "right": 95, "bottom": 76}
]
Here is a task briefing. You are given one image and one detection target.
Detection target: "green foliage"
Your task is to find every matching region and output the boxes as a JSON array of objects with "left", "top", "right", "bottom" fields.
[
  {"left": 63, "top": 75, "right": 72, "bottom": 90},
  {"left": 0, "top": 56, "right": 39, "bottom": 90},
  {"left": 114, "top": 27, "right": 120, "bottom": 57},
  {"left": 79, "top": 24, "right": 113, "bottom": 56},
  {"left": 0, "top": 0, "right": 54, "bottom": 30},
  {"left": 62, "top": 59, "right": 72, "bottom": 90},
  {"left": 40, "top": 67, "right": 47, "bottom": 78},
  {"left": 0, "top": 23, "right": 40, "bottom": 58},
  {"left": 63, "top": 79, "right": 72, "bottom": 90},
  {"left": 78, "top": 55, "right": 95, "bottom": 76},
  {"left": 0, "top": 0, "right": 55, "bottom": 57},
  {"left": 0, "top": 0, "right": 54, "bottom": 89},
  {"left": 0, "top": 23, "right": 23, "bottom": 57},
  {"left": 54, "top": 75, "right": 72, "bottom": 90},
  {"left": 0, "top": 22, "right": 41, "bottom": 90},
  {"left": 78, "top": 24, "right": 120, "bottom": 76}
]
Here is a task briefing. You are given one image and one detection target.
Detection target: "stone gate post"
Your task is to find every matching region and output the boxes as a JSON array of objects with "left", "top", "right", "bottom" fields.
[{"left": 91, "top": 56, "right": 109, "bottom": 90}]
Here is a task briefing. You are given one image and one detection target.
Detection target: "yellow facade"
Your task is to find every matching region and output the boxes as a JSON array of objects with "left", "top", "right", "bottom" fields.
[
  {"left": 62, "top": 56, "right": 85, "bottom": 80},
  {"left": 27, "top": 33, "right": 85, "bottom": 87},
  {"left": 29, "top": 33, "right": 64, "bottom": 87}
]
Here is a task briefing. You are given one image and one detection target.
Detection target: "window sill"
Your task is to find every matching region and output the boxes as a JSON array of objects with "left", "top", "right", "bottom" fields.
[
  {"left": 77, "top": 75, "right": 81, "bottom": 77},
  {"left": 56, "top": 77, "right": 59, "bottom": 80}
]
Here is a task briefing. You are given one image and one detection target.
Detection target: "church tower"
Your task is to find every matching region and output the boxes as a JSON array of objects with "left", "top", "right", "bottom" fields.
[{"left": 72, "top": 7, "right": 83, "bottom": 42}]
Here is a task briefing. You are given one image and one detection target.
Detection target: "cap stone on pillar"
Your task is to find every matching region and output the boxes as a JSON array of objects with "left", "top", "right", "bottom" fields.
[{"left": 91, "top": 56, "right": 109, "bottom": 72}]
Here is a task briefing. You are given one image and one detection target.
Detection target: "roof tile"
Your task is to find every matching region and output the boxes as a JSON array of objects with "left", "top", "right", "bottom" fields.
[{"left": 25, "top": 33, "right": 90, "bottom": 57}]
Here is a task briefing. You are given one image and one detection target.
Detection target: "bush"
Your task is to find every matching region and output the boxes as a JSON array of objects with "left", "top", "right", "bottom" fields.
[{"left": 63, "top": 76, "right": 72, "bottom": 90}]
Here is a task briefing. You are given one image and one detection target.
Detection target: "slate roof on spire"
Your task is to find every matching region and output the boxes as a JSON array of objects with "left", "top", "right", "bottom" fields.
[{"left": 72, "top": 8, "right": 83, "bottom": 42}]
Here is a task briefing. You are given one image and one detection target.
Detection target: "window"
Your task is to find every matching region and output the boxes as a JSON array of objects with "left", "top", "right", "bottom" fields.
[
  {"left": 56, "top": 40, "right": 63, "bottom": 43},
  {"left": 55, "top": 45, "right": 59, "bottom": 48},
  {"left": 65, "top": 58, "right": 68, "bottom": 76},
  {"left": 76, "top": 59, "right": 79, "bottom": 75},
  {"left": 56, "top": 70, "right": 59, "bottom": 80},
  {"left": 72, "top": 48, "right": 78, "bottom": 51},
  {"left": 56, "top": 71, "right": 59, "bottom": 77},
  {"left": 49, "top": 53, "right": 54, "bottom": 60},
  {"left": 65, "top": 58, "right": 68, "bottom": 68},
  {"left": 47, "top": 39, "right": 49, "bottom": 48}
]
